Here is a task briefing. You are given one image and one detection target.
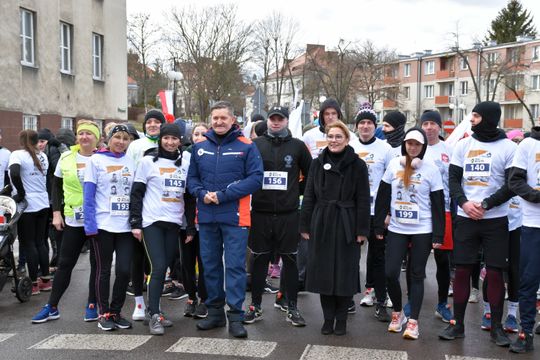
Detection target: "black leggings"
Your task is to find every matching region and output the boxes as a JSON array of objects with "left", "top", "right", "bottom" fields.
[
  {"left": 180, "top": 231, "right": 207, "bottom": 302},
  {"left": 18, "top": 209, "right": 49, "bottom": 282},
  {"left": 434, "top": 249, "right": 451, "bottom": 304},
  {"left": 386, "top": 231, "right": 432, "bottom": 320},
  {"left": 251, "top": 251, "right": 298, "bottom": 306},
  {"left": 320, "top": 294, "right": 351, "bottom": 321},
  {"left": 48, "top": 225, "right": 96, "bottom": 306},
  {"left": 365, "top": 217, "right": 386, "bottom": 303},
  {"left": 142, "top": 222, "right": 179, "bottom": 316},
  {"left": 131, "top": 239, "right": 150, "bottom": 297},
  {"left": 92, "top": 230, "right": 134, "bottom": 315}
]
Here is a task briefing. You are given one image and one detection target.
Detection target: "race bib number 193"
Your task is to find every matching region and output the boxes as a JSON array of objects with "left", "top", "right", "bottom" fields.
[{"left": 110, "top": 196, "right": 130, "bottom": 216}]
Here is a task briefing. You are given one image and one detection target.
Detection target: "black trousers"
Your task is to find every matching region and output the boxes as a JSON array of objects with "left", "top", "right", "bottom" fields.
[
  {"left": 48, "top": 225, "right": 96, "bottom": 306},
  {"left": 365, "top": 217, "right": 386, "bottom": 303},
  {"left": 92, "top": 230, "right": 134, "bottom": 315},
  {"left": 320, "top": 294, "right": 351, "bottom": 321},
  {"left": 18, "top": 209, "right": 49, "bottom": 282},
  {"left": 180, "top": 231, "right": 207, "bottom": 302}
]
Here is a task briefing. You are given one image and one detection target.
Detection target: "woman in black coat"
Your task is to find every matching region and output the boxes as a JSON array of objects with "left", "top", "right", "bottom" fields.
[{"left": 300, "top": 121, "right": 370, "bottom": 336}]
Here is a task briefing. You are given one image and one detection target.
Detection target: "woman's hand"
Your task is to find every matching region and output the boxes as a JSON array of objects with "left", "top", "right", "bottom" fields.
[
  {"left": 356, "top": 235, "right": 367, "bottom": 245},
  {"left": 432, "top": 243, "right": 442, "bottom": 249},
  {"left": 384, "top": 214, "right": 391, "bottom": 228},
  {"left": 52, "top": 211, "right": 65, "bottom": 231},
  {"left": 185, "top": 235, "right": 194, "bottom": 244},
  {"left": 132, "top": 229, "right": 142, "bottom": 242},
  {"left": 376, "top": 234, "right": 384, "bottom": 240},
  {"left": 300, "top": 232, "right": 310, "bottom": 240}
]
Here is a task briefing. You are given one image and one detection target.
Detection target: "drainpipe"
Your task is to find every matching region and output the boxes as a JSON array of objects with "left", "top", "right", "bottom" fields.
[{"left": 416, "top": 54, "right": 423, "bottom": 125}]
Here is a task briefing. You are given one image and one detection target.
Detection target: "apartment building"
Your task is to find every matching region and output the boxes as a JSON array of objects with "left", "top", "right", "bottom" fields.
[
  {"left": 0, "top": 0, "right": 127, "bottom": 150},
  {"left": 375, "top": 37, "right": 540, "bottom": 131}
]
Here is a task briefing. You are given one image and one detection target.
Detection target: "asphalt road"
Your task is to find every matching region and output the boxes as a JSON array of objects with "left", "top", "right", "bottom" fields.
[{"left": 0, "top": 245, "right": 537, "bottom": 360}]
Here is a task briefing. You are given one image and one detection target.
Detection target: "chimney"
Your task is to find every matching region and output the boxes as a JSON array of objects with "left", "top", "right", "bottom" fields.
[{"left": 424, "top": 49, "right": 432, "bottom": 55}]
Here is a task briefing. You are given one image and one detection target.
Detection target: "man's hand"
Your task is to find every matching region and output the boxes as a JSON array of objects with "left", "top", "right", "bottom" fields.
[
  {"left": 300, "top": 232, "right": 309, "bottom": 240},
  {"left": 203, "top": 192, "right": 219, "bottom": 204},
  {"left": 356, "top": 235, "right": 367, "bottom": 245},
  {"left": 376, "top": 234, "right": 384, "bottom": 240},
  {"left": 384, "top": 214, "right": 391, "bottom": 228},
  {"left": 132, "top": 229, "right": 143, "bottom": 242},
  {"left": 52, "top": 211, "right": 65, "bottom": 231},
  {"left": 185, "top": 235, "right": 194, "bottom": 244},
  {"left": 462, "top": 201, "right": 484, "bottom": 220}
]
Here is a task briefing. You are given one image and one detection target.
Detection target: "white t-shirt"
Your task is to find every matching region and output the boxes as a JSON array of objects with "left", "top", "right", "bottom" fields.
[
  {"left": 0, "top": 147, "right": 11, "bottom": 189},
  {"left": 507, "top": 196, "right": 522, "bottom": 231},
  {"left": 54, "top": 152, "right": 91, "bottom": 227},
  {"left": 424, "top": 141, "right": 452, "bottom": 211},
  {"left": 357, "top": 138, "right": 393, "bottom": 215},
  {"left": 382, "top": 156, "right": 443, "bottom": 234},
  {"left": 126, "top": 137, "right": 158, "bottom": 168},
  {"left": 302, "top": 127, "right": 361, "bottom": 159},
  {"left": 134, "top": 156, "right": 188, "bottom": 228},
  {"left": 451, "top": 137, "right": 516, "bottom": 219},
  {"left": 8, "top": 150, "right": 49, "bottom": 213},
  {"left": 510, "top": 137, "right": 540, "bottom": 228},
  {"left": 384, "top": 142, "right": 402, "bottom": 159},
  {"left": 84, "top": 154, "right": 135, "bottom": 233}
]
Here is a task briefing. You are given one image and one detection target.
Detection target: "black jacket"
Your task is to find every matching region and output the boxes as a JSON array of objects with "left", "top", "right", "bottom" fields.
[
  {"left": 300, "top": 145, "right": 370, "bottom": 296},
  {"left": 252, "top": 132, "right": 312, "bottom": 213}
]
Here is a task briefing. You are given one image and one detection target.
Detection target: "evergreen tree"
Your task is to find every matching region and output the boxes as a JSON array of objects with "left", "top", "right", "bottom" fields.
[{"left": 486, "top": 0, "right": 537, "bottom": 44}]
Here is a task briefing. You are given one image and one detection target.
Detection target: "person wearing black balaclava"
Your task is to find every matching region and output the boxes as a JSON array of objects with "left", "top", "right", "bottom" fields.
[
  {"left": 382, "top": 111, "right": 406, "bottom": 157},
  {"left": 302, "top": 98, "right": 361, "bottom": 159},
  {"left": 129, "top": 123, "right": 188, "bottom": 335},
  {"left": 440, "top": 101, "right": 517, "bottom": 347},
  {"left": 245, "top": 106, "right": 312, "bottom": 328}
]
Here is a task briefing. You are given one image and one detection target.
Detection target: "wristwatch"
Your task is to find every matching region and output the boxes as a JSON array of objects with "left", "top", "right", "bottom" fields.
[{"left": 481, "top": 200, "right": 489, "bottom": 210}]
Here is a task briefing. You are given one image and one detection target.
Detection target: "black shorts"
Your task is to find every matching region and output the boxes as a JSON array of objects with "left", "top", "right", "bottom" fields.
[
  {"left": 453, "top": 215, "right": 509, "bottom": 269},
  {"left": 248, "top": 211, "right": 299, "bottom": 254}
]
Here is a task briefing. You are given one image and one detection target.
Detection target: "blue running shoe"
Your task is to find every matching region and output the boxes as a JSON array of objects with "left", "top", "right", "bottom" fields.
[
  {"left": 435, "top": 302, "right": 453, "bottom": 323},
  {"left": 504, "top": 315, "right": 519, "bottom": 333},
  {"left": 84, "top": 303, "right": 99, "bottom": 322},
  {"left": 481, "top": 312, "right": 491, "bottom": 331},
  {"left": 32, "top": 304, "right": 60, "bottom": 324},
  {"left": 403, "top": 303, "right": 411, "bottom": 318}
]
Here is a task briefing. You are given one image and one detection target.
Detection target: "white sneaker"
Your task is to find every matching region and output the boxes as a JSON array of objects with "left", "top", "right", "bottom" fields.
[
  {"left": 132, "top": 303, "right": 146, "bottom": 321},
  {"left": 468, "top": 288, "right": 480, "bottom": 303},
  {"left": 360, "top": 288, "right": 376, "bottom": 307},
  {"left": 385, "top": 295, "right": 393, "bottom": 308},
  {"left": 388, "top": 311, "right": 407, "bottom": 333},
  {"left": 403, "top": 319, "right": 419, "bottom": 340}
]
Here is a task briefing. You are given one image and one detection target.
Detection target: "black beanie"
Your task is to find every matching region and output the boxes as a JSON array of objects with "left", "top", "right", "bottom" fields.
[
  {"left": 254, "top": 121, "right": 268, "bottom": 137},
  {"left": 144, "top": 110, "right": 166, "bottom": 134},
  {"left": 355, "top": 102, "right": 377, "bottom": 126},
  {"left": 420, "top": 110, "right": 442, "bottom": 128},
  {"left": 251, "top": 113, "right": 265, "bottom": 122},
  {"left": 382, "top": 111, "right": 406, "bottom": 129},
  {"left": 471, "top": 101, "right": 501, "bottom": 129},
  {"left": 159, "top": 123, "right": 182, "bottom": 140},
  {"left": 38, "top": 128, "right": 53, "bottom": 141},
  {"left": 319, "top": 98, "right": 342, "bottom": 131}
]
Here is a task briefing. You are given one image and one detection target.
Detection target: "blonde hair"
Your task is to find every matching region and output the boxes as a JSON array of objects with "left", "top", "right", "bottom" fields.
[{"left": 325, "top": 121, "right": 350, "bottom": 141}]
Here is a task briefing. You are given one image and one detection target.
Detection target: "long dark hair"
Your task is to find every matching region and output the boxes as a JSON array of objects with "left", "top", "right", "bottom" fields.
[{"left": 19, "top": 129, "right": 44, "bottom": 174}]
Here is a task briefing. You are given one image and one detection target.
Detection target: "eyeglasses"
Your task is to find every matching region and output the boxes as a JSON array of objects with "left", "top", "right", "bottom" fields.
[{"left": 327, "top": 134, "right": 345, "bottom": 140}]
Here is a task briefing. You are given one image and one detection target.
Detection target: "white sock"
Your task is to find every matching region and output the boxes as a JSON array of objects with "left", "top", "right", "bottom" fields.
[
  {"left": 507, "top": 301, "right": 518, "bottom": 317},
  {"left": 483, "top": 302, "right": 491, "bottom": 315},
  {"left": 135, "top": 296, "right": 145, "bottom": 308}
]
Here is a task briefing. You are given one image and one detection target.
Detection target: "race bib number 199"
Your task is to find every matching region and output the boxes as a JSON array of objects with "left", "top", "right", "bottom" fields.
[{"left": 395, "top": 202, "right": 419, "bottom": 224}]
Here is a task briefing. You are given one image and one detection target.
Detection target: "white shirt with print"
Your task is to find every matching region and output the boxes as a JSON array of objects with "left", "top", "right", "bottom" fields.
[
  {"left": 424, "top": 141, "right": 452, "bottom": 211},
  {"left": 0, "top": 147, "right": 11, "bottom": 189},
  {"left": 8, "top": 150, "right": 49, "bottom": 213},
  {"left": 302, "top": 127, "right": 362, "bottom": 159}
]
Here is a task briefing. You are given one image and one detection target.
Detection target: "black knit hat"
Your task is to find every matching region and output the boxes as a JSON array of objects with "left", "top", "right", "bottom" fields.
[
  {"left": 251, "top": 113, "right": 265, "bottom": 122},
  {"left": 472, "top": 101, "right": 501, "bottom": 129},
  {"left": 420, "top": 110, "right": 442, "bottom": 128},
  {"left": 355, "top": 102, "right": 377, "bottom": 126},
  {"left": 254, "top": 121, "right": 268, "bottom": 137},
  {"left": 319, "top": 98, "right": 342, "bottom": 129},
  {"left": 159, "top": 123, "right": 182, "bottom": 140},
  {"left": 144, "top": 109, "right": 166, "bottom": 134},
  {"left": 382, "top": 111, "right": 406, "bottom": 129},
  {"left": 38, "top": 128, "right": 53, "bottom": 141}
]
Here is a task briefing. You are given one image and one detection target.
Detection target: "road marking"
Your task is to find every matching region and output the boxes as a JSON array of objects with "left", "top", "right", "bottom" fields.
[
  {"left": 166, "top": 337, "right": 277, "bottom": 358},
  {"left": 28, "top": 334, "right": 152, "bottom": 351},
  {"left": 300, "top": 344, "right": 408, "bottom": 360},
  {"left": 446, "top": 356, "right": 502, "bottom": 360},
  {"left": 0, "top": 333, "right": 16, "bottom": 343}
]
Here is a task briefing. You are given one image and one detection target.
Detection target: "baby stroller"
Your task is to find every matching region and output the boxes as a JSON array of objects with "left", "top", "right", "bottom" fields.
[{"left": 0, "top": 195, "right": 32, "bottom": 302}]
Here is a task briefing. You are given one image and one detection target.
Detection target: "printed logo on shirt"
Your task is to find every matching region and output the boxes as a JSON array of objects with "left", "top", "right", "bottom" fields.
[
  {"left": 284, "top": 155, "right": 293, "bottom": 168},
  {"left": 358, "top": 152, "right": 375, "bottom": 164},
  {"left": 509, "top": 197, "right": 520, "bottom": 209},
  {"left": 76, "top": 163, "right": 86, "bottom": 183},
  {"left": 106, "top": 165, "right": 124, "bottom": 173},
  {"left": 535, "top": 153, "right": 540, "bottom": 162},
  {"left": 197, "top": 148, "right": 215, "bottom": 156},
  {"left": 441, "top": 153, "right": 450, "bottom": 163}
]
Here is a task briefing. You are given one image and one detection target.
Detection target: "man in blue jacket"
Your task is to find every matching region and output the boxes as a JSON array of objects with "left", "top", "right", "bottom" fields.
[{"left": 187, "top": 101, "right": 263, "bottom": 338}]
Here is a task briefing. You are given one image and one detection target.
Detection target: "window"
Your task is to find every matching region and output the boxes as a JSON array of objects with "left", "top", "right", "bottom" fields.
[
  {"left": 460, "top": 56, "right": 468, "bottom": 70},
  {"left": 487, "top": 52, "right": 498, "bottom": 65},
  {"left": 60, "top": 22, "right": 72, "bottom": 73},
  {"left": 531, "top": 104, "right": 539, "bottom": 120},
  {"left": 448, "top": 83, "right": 455, "bottom": 96},
  {"left": 20, "top": 8, "right": 35, "bottom": 66},
  {"left": 532, "top": 75, "right": 540, "bottom": 90},
  {"left": 61, "top": 117, "right": 73, "bottom": 130},
  {"left": 23, "top": 114, "right": 38, "bottom": 130},
  {"left": 485, "top": 79, "right": 497, "bottom": 94},
  {"left": 92, "top": 33, "right": 103, "bottom": 80},
  {"left": 460, "top": 81, "right": 468, "bottom": 95},
  {"left": 403, "top": 86, "right": 410, "bottom": 99},
  {"left": 533, "top": 46, "right": 540, "bottom": 61},
  {"left": 509, "top": 48, "right": 520, "bottom": 63},
  {"left": 424, "top": 61, "right": 434, "bottom": 75},
  {"left": 424, "top": 85, "right": 434, "bottom": 98},
  {"left": 404, "top": 63, "right": 411, "bottom": 77}
]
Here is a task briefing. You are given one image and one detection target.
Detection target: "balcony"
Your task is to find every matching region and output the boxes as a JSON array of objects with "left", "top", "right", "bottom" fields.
[
  {"left": 383, "top": 99, "right": 397, "bottom": 108},
  {"left": 435, "top": 95, "right": 450, "bottom": 106},
  {"left": 384, "top": 76, "right": 399, "bottom": 85},
  {"left": 436, "top": 69, "right": 455, "bottom": 80},
  {"left": 504, "top": 118, "right": 523, "bottom": 128},
  {"left": 505, "top": 90, "right": 525, "bottom": 101}
]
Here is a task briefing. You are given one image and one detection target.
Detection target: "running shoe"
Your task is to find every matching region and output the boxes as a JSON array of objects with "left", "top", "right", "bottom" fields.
[
  {"left": 388, "top": 311, "right": 407, "bottom": 333},
  {"left": 504, "top": 315, "right": 519, "bottom": 333},
  {"left": 132, "top": 303, "right": 146, "bottom": 321},
  {"left": 31, "top": 282, "right": 40, "bottom": 296},
  {"left": 38, "top": 278, "right": 52, "bottom": 291},
  {"left": 274, "top": 291, "right": 288, "bottom": 312},
  {"left": 435, "top": 302, "right": 453, "bottom": 323},
  {"left": 347, "top": 300, "right": 356, "bottom": 314},
  {"left": 375, "top": 303, "right": 391, "bottom": 322},
  {"left": 84, "top": 303, "right": 98, "bottom": 322},
  {"left": 112, "top": 313, "right": 132, "bottom": 329},
  {"left": 439, "top": 320, "right": 465, "bottom": 340},
  {"left": 359, "top": 288, "right": 376, "bottom": 307},
  {"left": 194, "top": 303, "right": 208, "bottom": 319},
  {"left": 264, "top": 280, "right": 279, "bottom": 294},
  {"left": 403, "top": 319, "right": 419, "bottom": 339},
  {"left": 286, "top": 306, "right": 306, "bottom": 327},
  {"left": 125, "top": 283, "right": 135, "bottom": 296},
  {"left": 32, "top": 304, "right": 60, "bottom": 323},
  {"left": 169, "top": 286, "right": 188, "bottom": 300},
  {"left": 184, "top": 299, "right": 196, "bottom": 317},
  {"left": 468, "top": 288, "right": 480, "bottom": 303},
  {"left": 243, "top": 304, "right": 262, "bottom": 324},
  {"left": 98, "top": 313, "right": 115, "bottom": 331},
  {"left": 510, "top": 332, "right": 534, "bottom": 353},
  {"left": 481, "top": 312, "right": 491, "bottom": 331},
  {"left": 149, "top": 313, "right": 165, "bottom": 335}
]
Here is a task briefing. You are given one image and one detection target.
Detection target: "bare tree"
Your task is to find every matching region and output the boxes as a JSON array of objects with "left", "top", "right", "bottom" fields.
[{"left": 128, "top": 13, "right": 160, "bottom": 110}]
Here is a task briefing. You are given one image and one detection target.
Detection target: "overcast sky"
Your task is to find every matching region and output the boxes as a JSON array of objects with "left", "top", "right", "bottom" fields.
[{"left": 127, "top": 0, "right": 540, "bottom": 55}]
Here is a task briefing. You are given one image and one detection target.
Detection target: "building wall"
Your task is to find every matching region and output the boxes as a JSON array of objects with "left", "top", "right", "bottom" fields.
[{"left": 0, "top": 0, "right": 127, "bottom": 150}]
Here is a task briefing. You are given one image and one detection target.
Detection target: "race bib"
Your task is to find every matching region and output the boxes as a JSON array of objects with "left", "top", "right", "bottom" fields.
[
  {"left": 464, "top": 156, "right": 492, "bottom": 178},
  {"left": 395, "top": 202, "right": 419, "bottom": 224},
  {"left": 262, "top": 171, "right": 287, "bottom": 190},
  {"left": 163, "top": 174, "right": 186, "bottom": 193},
  {"left": 73, "top": 206, "right": 84, "bottom": 222},
  {"left": 110, "top": 196, "right": 130, "bottom": 216}
]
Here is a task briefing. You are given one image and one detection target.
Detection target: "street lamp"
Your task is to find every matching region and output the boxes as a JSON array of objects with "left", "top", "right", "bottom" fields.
[{"left": 167, "top": 70, "right": 183, "bottom": 117}]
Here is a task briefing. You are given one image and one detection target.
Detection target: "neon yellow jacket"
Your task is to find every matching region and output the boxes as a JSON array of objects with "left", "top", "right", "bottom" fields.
[{"left": 58, "top": 145, "right": 84, "bottom": 217}]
